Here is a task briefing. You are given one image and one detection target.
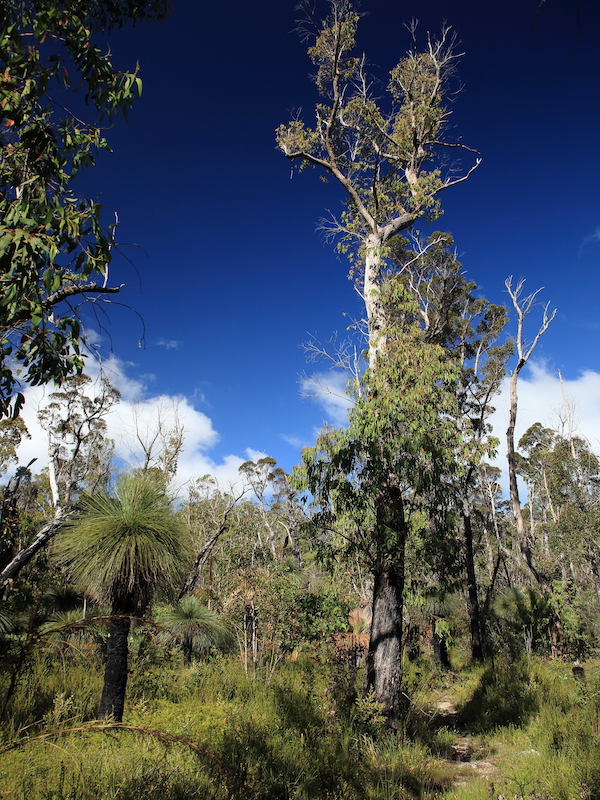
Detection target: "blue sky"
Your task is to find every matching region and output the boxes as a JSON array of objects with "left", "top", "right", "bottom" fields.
[{"left": 17, "top": 0, "right": 600, "bottom": 489}]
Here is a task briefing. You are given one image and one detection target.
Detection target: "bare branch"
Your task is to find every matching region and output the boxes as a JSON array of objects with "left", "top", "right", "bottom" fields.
[
  {"left": 436, "top": 157, "right": 482, "bottom": 193},
  {"left": 505, "top": 276, "right": 557, "bottom": 368}
]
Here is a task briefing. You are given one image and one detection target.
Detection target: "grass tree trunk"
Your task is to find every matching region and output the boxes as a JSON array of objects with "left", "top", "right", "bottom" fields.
[
  {"left": 98, "top": 603, "right": 132, "bottom": 721},
  {"left": 52, "top": 475, "right": 190, "bottom": 724},
  {"left": 182, "top": 633, "right": 193, "bottom": 665}
]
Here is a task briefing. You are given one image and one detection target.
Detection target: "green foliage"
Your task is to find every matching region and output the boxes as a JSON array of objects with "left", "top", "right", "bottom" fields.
[
  {"left": 0, "top": 0, "right": 168, "bottom": 416},
  {"left": 0, "top": 639, "right": 103, "bottom": 729},
  {"left": 0, "top": 416, "right": 29, "bottom": 475},
  {"left": 38, "top": 373, "right": 119, "bottom": 506},
  {"left": 0, "top": 652, "right": 460, "bottom": 800},
  {"left": 125, "top": 629, "right": 192, "bottom": 705},
  {"left": 495, "top": 587, "right": 556, "bottom": 655},
  {"left": 8, "top": 648, "right": 600, "bottom": 800},
  {"left": 450, "top": 661, "right": 600, "bottom": 800},
  {"left": 297, "top": 280, "right": 458, "bottom": 572},
  {"left": 460, "top": 658, "right": 540, "bottom": 732},
  {"left": 277, "top": 1, "right": 471, "bottom": 244},
  {"left": 512, "top": 422, "right": 600, "bottom": 658}
]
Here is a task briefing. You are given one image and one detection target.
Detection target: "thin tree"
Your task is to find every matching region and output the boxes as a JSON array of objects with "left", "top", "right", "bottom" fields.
[
  {"left": 179, "top": 476, "right": 247, "bottom": 600},
  {"left": 505, "top": 278, "right": 556, "bottom": 580},
  {"left": 0, "top": 374, "right": 119, "bottom": 584},
  {"left": 53, "top": 473, "right": 191, "bottom": 721}
]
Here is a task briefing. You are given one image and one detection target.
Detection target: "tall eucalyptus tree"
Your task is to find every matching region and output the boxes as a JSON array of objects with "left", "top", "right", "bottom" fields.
[
  {"left": 277, "top": 0, "right": 479, "bottom": 372},
  {"left": 279, "top": 0, "right": 479, "bottom": 724}
]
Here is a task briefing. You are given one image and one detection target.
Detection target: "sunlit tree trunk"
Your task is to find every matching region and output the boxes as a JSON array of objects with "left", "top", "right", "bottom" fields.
[
  {"left": 365, "top": 563, "right": 404, "bottom": 725},
  {"left": 505, "top": 278, "right": 555, "bottom": 581}
]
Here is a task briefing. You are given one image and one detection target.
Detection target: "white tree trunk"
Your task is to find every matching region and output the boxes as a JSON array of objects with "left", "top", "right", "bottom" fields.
[{"left": 364, "top": 233, "right": 385, "bottom": 370}]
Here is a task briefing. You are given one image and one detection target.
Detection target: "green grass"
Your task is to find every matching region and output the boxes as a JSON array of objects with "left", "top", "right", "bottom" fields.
[
  {"left": 448, "top": 658, "right": 600, "bottom": 800},
  {"left": 3, "top": 649, "right": 600, "bottom": 800}
]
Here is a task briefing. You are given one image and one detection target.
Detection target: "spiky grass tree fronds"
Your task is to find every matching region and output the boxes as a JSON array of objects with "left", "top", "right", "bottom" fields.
[
  {"left": 53, "top": 474, "right": 192, "bottom": 721},
  {"left": 0, "top": 609, "right": 14, "bottom": 637},
  {"left": 159, "top": 596, "right": 233, "bottom": 663},
  {"left": 55, "top": 475, "right": 192, "bottom": 613},
  {"left": 39, "top": 610, "right": 102, "bottom": 639},
  {"left": 41, "top": 586, "right": 85, "bottom": 617},
  {"left": 495, "top": 587, "right": 554, "bottom": 654}
]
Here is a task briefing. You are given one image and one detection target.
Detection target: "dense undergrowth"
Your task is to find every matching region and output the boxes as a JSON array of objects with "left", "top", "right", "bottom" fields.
[{"left": 2, "top": 637, "right": 600, "bottom": 800}]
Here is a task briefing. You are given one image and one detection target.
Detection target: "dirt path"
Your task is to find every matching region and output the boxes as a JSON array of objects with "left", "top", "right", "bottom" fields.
[{"left": 432, "top": 696, "right": 498, "bottom": 785}]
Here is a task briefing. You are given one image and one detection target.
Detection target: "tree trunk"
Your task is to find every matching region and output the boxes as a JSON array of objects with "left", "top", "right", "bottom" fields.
[
  {"left": 182, "top": 633, "right": 193, "bottom": 665},
  {"left": 179, "top": 523, "right": 227, "bottom": 599},
  {"left": 461, "top": 496, "right": 484, "bottom": 661},
  {"left": 507, "top": 371, "right": 529, "bottom": 561},
  {"left": 587, "top": 544, "right": 600, "bottom": 607},
  {"left": 0, "top": 510, "right": 69, "bottom": 584},
  {"left": 98, "top": 608, "right": 131, "bottom": 721},
  {"left": 364, "top": 233, "right": 385, "bottom": 371},
  {"left": 431, "top": 619, "right": 451, "bottom": 669},
  {"left": 365, "top": 561, "right": 404, "bottom": 728}
]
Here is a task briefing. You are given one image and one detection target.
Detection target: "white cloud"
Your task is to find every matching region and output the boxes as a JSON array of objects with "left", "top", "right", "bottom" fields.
[
  {"left": 580, "top": 226, "right": 600, "bottom": 252},
  {"left": 300, "top": 369, "right": 354, "bottom": 427},
  {"left": 14, "top": 351, "right": 271, "bottom": 499},
  {"left": 110, "top": 393, "right": 218, "bottom": 469},
  {"left": 97, "top": 356, "right": 147, "bottom": 403},
  {"left": 244, "top": 448, "right": 269, "bottom": 464},
  {"left": 156, "top": 338, "right": 181, "bottom": 350},
  {"left": 281, "top": 433, "right": 310, "bottom": 449}
]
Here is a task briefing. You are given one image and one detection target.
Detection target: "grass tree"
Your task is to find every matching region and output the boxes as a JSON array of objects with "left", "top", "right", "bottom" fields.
[
  {"left": 159, "top": 596, "right": 233, "bottom": 664},
  {"left": 53, "top": 473, "right": 191, "bottom": 721}
]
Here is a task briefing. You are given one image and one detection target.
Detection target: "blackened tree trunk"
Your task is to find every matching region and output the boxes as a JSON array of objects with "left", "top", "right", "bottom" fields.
[
  {"left": 364, "top": 480, "right": 407, "bottom": 728},
  {"left": 182, "top": 633, "right": 193, "bottom": 665},
  {"left": 98, "top": 604, "right": 132, "bottom": 721},
  {"left": 431, "top": 620, "right": 451, "bottom": 669},
  {"left": 461, "top": 496, "right": 484, "bottom": 661}
]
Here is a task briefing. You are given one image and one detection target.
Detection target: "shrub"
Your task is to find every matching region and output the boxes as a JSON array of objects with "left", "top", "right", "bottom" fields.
[{"left": 460, "top": 658, "right": 539, "bottom": 732}]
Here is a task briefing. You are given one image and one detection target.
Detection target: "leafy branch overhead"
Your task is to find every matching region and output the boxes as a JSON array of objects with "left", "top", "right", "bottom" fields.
[{"left": 0, "top": 0, "right": 168, "bottom": 417}]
